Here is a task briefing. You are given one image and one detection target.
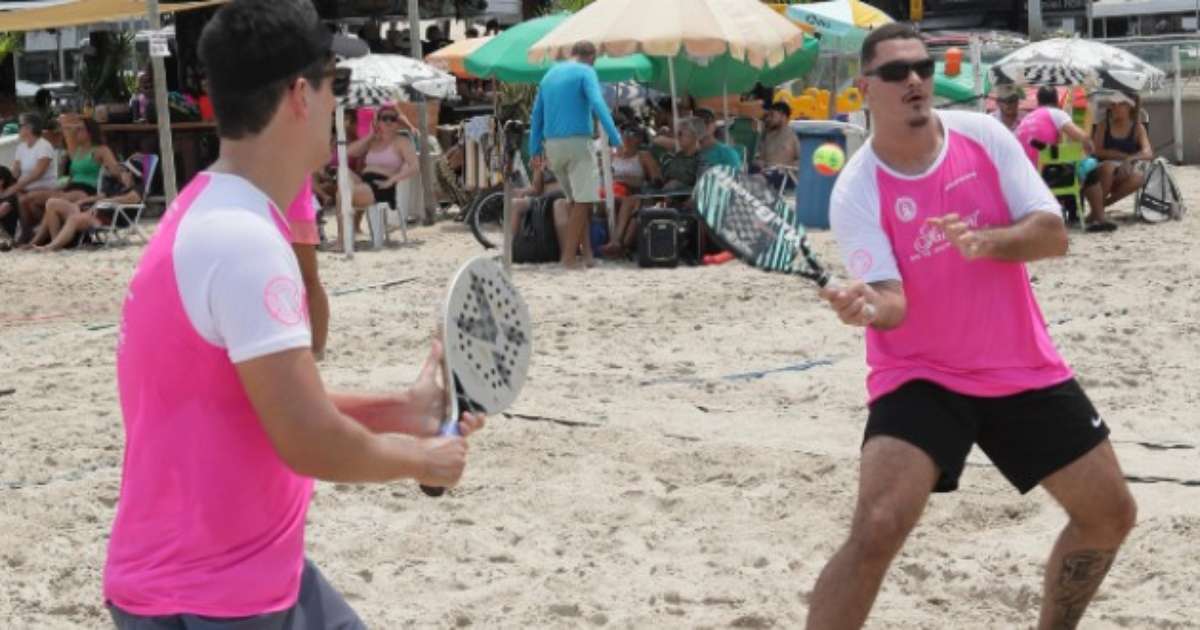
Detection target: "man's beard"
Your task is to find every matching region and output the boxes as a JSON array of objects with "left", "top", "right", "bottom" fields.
[{"left": 907, "top": 114, "right": 931, "bottom": 129}]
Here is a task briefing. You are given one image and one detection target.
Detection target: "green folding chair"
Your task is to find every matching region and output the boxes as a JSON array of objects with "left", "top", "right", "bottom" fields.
[{"left": 1038, "top": 141, "right": 1085, "bottom": 229}]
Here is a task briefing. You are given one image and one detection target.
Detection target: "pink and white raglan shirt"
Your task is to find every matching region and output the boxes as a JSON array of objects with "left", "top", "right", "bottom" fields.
[
  {"left": 1015, "top": 106, "right": 1074, "bottom": 166},
  {"left": 831, "top": 110, "right": 1074, "bottom": 403},
  {"left": 105, "top": 172, "right": 313, "bottom": 617}
]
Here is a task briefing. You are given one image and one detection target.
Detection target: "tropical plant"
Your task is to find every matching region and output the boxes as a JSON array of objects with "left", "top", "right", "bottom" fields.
[
  {"left": 0, "top": 32, "right": 21, "bottom": 62},
  {"left": 551, "top": 0, "right": 592, "bottom": 12},
  {"left": 78, "top": 31, "right": 134, "bottom": 105},
  {"left": 497, "top": 82, "right": 537, "bottom": 124}
]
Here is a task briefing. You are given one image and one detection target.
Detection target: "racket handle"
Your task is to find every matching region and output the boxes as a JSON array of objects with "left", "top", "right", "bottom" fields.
[{"left": 419, "top": 420, "right": 462, "bottom": 498}]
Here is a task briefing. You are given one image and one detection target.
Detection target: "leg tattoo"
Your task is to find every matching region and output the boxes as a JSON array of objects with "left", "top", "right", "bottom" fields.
[{"left": 1048, "top": 549, "right": 1117, "bottom": 630}]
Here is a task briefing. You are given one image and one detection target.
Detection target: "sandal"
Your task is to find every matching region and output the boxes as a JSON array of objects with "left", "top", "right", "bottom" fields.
[{"left": 1085, "top": 220, "right": 1118, "bottom": 233}]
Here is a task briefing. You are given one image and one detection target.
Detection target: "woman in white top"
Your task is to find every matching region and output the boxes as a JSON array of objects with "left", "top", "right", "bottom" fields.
[
  {"left": 601, "top": 125, "right": 661, "bottom": 258},
  {"left": 0, "top": 114, "right": 57, "bottom": 241}
]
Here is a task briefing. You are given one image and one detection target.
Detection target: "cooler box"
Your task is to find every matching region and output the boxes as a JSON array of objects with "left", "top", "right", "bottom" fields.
[{"left": 790, "top": 120, "right": 867, "bottom": 229}]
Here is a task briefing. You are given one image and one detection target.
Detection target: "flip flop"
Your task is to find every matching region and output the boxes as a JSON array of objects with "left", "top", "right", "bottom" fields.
[{"left": 1085, "top": 221, "right": 1118, "bottom": 233}]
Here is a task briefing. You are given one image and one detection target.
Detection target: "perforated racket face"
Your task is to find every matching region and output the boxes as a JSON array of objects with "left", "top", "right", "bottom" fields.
[
  {"left": 443, "top": 257, "right": 532, "bottom": 414},
  {"left": 695, "top": 167, "right": 829, "bottom": 285}
]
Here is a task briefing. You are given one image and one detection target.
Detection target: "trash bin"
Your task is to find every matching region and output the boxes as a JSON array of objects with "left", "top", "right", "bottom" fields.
[{"left": 790, "top": 120, "right": 867, "bottom": 229}]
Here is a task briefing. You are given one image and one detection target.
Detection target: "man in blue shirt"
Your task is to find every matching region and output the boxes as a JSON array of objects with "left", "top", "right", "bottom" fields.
[
  {"left": 694, "top": 108, "right": 743, "bottom": 171},
  {"left": 529, "top": 41, "right": 621, "bottom": 269}
]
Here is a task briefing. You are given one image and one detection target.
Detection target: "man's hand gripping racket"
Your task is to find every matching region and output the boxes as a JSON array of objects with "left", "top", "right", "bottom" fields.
[
  {"left": 420, "top": 256, "right": 533, "bottom": 497},
  {"left": 694, "top": 167, "right": 876, "bottom": 323}
]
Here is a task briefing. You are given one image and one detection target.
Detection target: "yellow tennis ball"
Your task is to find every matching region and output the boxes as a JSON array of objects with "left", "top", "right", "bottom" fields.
[{"left": 813, "top": 143, "right": 845, "bottom": 176}]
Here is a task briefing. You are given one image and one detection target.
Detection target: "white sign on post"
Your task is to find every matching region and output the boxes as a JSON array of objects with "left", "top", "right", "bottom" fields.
[{"left": 149, "top": 32, "right": 171, "bottom": 58}]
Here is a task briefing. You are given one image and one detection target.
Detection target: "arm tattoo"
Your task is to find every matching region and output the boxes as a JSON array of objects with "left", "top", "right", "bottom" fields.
[{"left": 1048, "top": 549, "right": 1117, "bottom": 630}]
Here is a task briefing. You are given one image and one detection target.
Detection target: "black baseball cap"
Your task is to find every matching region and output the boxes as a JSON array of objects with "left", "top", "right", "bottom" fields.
[
  {"left": 767, "top": 101, "right": 791, "bottom": 117},
  {"left": 200, "top": 0, "right": 367, "bottom": 93}
]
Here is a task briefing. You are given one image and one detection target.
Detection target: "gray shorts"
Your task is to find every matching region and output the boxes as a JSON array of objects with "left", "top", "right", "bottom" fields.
[
  {"left": 108, "top": 559, "right": 364, "bottom": 630},
  {"left": 544, "top": 136, "right": 600, "bottom": 204}
]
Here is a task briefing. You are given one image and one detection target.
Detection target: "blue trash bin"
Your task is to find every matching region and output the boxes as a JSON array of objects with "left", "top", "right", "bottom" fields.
[{"left": 790, "top": 120, "right": 866, "bottom": 229}]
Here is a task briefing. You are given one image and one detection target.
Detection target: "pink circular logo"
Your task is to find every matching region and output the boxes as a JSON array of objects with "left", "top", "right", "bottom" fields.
[
  {"left": 264, "top": 277, "right": 305, "bottom": 326},
  {"left": 849, "top": 249, "right": 874, "bottom": 279}
]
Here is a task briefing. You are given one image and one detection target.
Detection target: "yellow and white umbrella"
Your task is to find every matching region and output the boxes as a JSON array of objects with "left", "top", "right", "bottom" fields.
[{"left": 786, "top": 0, "right": 893, "bottom": 55}]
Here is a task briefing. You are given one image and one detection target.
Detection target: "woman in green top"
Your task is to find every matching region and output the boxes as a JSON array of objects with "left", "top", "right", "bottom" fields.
[{"left": 18, "top": 116, "right": 124, "bottom": 235}]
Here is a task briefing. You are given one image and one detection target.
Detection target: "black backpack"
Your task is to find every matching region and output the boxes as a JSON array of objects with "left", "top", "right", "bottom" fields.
[{"left": 512, "top": 194, "right": 561, "bottom": 264}]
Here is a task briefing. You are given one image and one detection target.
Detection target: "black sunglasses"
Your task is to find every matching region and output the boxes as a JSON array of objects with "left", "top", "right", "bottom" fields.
[
  {"left": 378, "top": 114, "right": 399, "bottom": 123},
  {"left": 865, "top": 58, "right": 935, "bottom": 82}
]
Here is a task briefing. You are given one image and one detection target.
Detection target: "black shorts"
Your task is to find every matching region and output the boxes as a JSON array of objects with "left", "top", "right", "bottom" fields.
[
  {"left": 65, "top": 182, "right": 98, "bottom": 195},
  {"left": 865, "top": 378, "right": 1109, "bottom": 494},
  {"left": 361, "top": 172, "right": 395, "bottom": 207}
]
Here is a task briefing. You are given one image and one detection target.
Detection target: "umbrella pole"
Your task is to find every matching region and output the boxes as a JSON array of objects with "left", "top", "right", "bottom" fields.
[
  {"left": 970, "top": 36, "right": 984, "bottom": 113},
  {"left": 336, "top": 103, "right": 355, "bottom": 259},
  {"left": 1174, "top": 45, "right": 1184, "bottom": 165},
  {"left": 722, "top": 80, "right": 729, "bottom": 137},
  {"left": 669, "top": 56, "right": 680, "bottom": 151},
  {"left": 828, "top": 55, "right": 838, "bottom": 120},
  {"left": 599, "top": 124, "right": 616, "bottom": 239},
  {"left": 147, "top": 0, "right": 178, "bottom": 205}
]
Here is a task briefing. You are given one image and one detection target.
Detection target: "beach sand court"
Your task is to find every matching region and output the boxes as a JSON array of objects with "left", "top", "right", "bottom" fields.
[{"left": 1, "top": 177, "right": 1197, "bottom": 628}]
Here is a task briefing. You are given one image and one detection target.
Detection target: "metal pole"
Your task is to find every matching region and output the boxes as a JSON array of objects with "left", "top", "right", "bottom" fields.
[
  {"left": 147, "top": 0, "right": 178, "bottom": 204},
  {"left": 56, "top": 30, "right": 65, "bottom": 82},
  {"left": 598, "top": 124, "right": 615, "bottom": 238},
  {"left": 970, "top": 36, "right": 983, "bottom": 112},
  {"left": 1173, "top": 45, "right": 1184, "bottom": 164},
  {"left": 336, "top": 103, "right": 355, "bottom": 258},
  {"left": 668, "top": 56, "right": 679, "bottom": 151},
  {"left": 1086, "top": 0, "right": 1093, "bottom": 38},
  {"left": 408, "top": 0, "right": 436, "bottom": 225},
  {"left": 1028, "top": 0, "right": 1043, "bottom": 41}
]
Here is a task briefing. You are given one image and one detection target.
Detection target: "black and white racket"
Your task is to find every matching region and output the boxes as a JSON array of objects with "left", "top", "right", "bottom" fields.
[
  {"left": 420, "top": 256, "right": 532, "bottom": 497},
  {"left": 694, "top": 167, "right": 875, "bottom": 318}
]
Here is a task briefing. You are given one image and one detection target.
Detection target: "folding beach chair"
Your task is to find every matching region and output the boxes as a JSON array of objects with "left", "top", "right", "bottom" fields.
[{"left": 93, "top": 153, "right": 158, "bottom": 247}]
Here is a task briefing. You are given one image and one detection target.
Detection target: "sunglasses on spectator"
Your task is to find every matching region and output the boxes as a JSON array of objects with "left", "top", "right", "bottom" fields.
[
  {"left": 378, "top": 114, "right": 400, "bottom": 123},
  {"left": 864, "top": 58, "right": 935, "bottom": 82}
]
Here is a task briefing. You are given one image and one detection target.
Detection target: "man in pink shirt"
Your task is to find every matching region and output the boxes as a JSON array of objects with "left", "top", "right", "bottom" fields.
[
  {"left": 287, "top": 177, "right": 329, "bottom": 360},
  {"left": 808, "top": 24, "right": 1136, "bottom": 630},
  {"left": 104, "top": 2, "right": 485, "bottom": 627}
]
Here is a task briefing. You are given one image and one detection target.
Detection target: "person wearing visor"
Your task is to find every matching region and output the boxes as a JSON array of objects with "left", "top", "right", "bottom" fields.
[
  {"left": 102, "top": 2, "right": 486, "bottom": 628},
  {"left": 991, "top": 87, "right": 1023, "bottom": 132}
]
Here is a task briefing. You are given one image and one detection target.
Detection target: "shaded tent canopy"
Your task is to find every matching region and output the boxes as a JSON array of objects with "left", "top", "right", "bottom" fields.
[{"left": 0, "top": 0, "right": 229, "bottom": 32}]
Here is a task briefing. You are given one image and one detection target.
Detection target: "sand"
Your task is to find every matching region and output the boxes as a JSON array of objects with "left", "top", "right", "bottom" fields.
[{"left": 1, "top": 177, "right": 1197, "bottom": 629}]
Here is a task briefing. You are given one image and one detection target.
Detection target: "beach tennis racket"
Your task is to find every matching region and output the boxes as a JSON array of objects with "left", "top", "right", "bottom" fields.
[
  {"left": 420, "top": 256, "right": 532, "bottom": 497},
  {"left": 694, "top": 167, "right": 875, "bottom": 319}
]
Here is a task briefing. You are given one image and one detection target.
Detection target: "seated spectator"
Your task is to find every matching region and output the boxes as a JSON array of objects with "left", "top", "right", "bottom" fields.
[
  {"left": 693, "top": 109, "right": 742, "bottom": 171},
  {"left": 510, "top": 156, "right": 566, "bottom": 242},
  {"left": 465, "top": 27, "right": 480, "bottom": 38},
  {"left": 1015, "top": 86, "right": 1094, "bottom": 167},
  {"left": 1083, "top": 93, "right": 1153, "bottom": 232},
  {"left": 658, "top": 120, "right": 703, "bottom": 190},
  {"left": 754, "top": 101, "right": 800, "bottom": 190},
  {"left": 0, "top": 113, "right": 58, "bottom": 241},
  {"left": 991, "top": 89, "right": 1022, "bottom": 132},
  {"left": 602, "top": 125, "right": 661, "bottom": 257},
  {"left": 347, "top": 103, "right": 419, "bottom": 205},
  {"left": 30, "top": 159, "right": 142, "bottom": 251},
  {"left": 18, "top": 115, "right": 124, "bottom": 245}
]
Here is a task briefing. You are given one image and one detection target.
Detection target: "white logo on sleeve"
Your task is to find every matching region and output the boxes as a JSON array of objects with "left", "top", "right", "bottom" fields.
[
  {"left": 1091, "top": 415, "right": 1104, "bottom": 428},
  {"left": 264, "top": 276, "right": 306, "bottom": 326},
  {"left": 895, "top": 197, "right": 918, "bottom": 223}
]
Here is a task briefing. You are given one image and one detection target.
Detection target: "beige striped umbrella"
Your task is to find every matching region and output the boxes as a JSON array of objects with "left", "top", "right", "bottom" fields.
[
  {"left": 425, "top": 36, "right": 493, "bottom": 79},
  {"left": 526, "top": 0, "right": 804, "bottom": 69}
]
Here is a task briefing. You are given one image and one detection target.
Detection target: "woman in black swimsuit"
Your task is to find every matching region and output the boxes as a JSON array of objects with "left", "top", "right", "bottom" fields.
[{"left": 1084, "top": 94, "right": 1153, "bottom": 232}]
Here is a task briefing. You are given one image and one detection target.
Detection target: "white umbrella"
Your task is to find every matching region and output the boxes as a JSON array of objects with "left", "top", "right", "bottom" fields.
[
  {"left": 16, "top": 80, "right": 40, "bottom": 99},
  {"left": 333, "top": 54, "right": 458, "bottom": 256},
  {"left": 991, "top": 37, "right": 1166, "bottom": 93}
]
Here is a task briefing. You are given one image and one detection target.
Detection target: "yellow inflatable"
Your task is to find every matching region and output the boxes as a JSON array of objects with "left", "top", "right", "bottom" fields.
[{"left": 774, "top": 86, "right": 863, "bottom": 119}]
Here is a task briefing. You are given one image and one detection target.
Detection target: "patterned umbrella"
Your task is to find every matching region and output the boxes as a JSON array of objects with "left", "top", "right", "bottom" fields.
[
  {"left": 337, "top": 54, "right": 458, "bottom": 107},
  {"left": 990, "top": 37, "right": 1166, "bottom": 93}
]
